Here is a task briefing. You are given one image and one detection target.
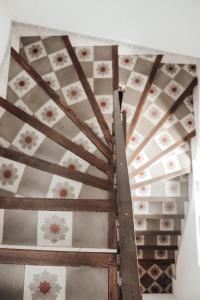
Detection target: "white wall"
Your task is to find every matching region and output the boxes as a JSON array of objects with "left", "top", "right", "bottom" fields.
[
  {"left": 143, "top": 295, "right": 176, "bottom": 300},
  {"left": 0, "top": 0, "right": 11, "bottom": 67},
  {"left": 173, "top": 187, "right": 200, "bottom": 300},
  {"left": 3, "top": 0, "right": 200, "bottom": 58}
]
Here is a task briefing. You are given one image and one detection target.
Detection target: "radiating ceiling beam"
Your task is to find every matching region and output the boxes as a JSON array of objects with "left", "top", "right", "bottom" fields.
[
  {"left": 0, "top": 97, "right": 111, "bottom": 175},
  {"left": 11, "top": 47, "right": 112, "bottom": 160},
  {"left": 62, "top": 36, "right": 112, "bottom": 145},
  {"left": 0, "top": 146, "right": 112, "bottom": 191},
  {"left": 129, "top": 130, "right": 195, "bottom": 178},
  {"left": 131, "top": 167, "right": 191, "bottom": 190},
  {"left": 0, "top": 197, "right": 116, "bottom": 212},
  {"left": 127, "top": 55, "right": 163, "bottom": 142},
  {"left": 128, "top": 77, "right": 197, "bottom": 164}
]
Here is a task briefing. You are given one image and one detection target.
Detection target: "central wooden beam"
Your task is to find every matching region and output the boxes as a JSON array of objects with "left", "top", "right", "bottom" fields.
[
  {"left": 131, "top": 167, "right": 191, "bottom": 190},
  {"left": 0, "top": 146, "right": 112, "bottom": 191},
  {"left": 0, "top": 248, "right": 116, "bottom": 267},
  {"left": 113, "top": 91, "right": 141, "bottom": 300},
  {"left": 0, "top": 97, "right": 111, "bottom": 175},
  {"left": 129, "top": 130, "right": 195, "bottom": 178},
  {"left": 128, "top": 77, "right": 197, "bottom": 164},
  {"left": 127, "top": 55, "right": 163, "bottom": 142},
  {"left": 11, "top": 47, "right": 112, "bottom": 160},
  {"left": 0, "top": 197, "right": 116, "bottom": 212},
  {"left": 62, "top": 36, "right": 112, "bottom": 145}
]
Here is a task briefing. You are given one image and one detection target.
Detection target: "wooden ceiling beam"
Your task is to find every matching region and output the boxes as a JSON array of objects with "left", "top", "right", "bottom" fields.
[
  {"left": 0, "top": 248, "right": 116, "bottom": 267},
  {"left": 127, "top": 55, "right": 163, "bottom": 142},
  {"left": 128, "top": 77, "right": 197, "bottom": 164},
  {"left": 11, "top": 48, "right": 112, "bottom": 160},
  {"left": 131, "top": 167, "right": 191, "bottom": 190},
  {"left": 129, "top": 130, "right": 195, "bottom": 177},
  {"left": 0, "top": 97, "right": 111, "bottom": 175},
  {"left": 62, "top": 36, "right": 112, "bottom": 145},
  {"left": 0, "top": 197, "right": 116, "bottom": 212},
  {"left": 0, "top": 146, "right": 112, "bottom": 191}
]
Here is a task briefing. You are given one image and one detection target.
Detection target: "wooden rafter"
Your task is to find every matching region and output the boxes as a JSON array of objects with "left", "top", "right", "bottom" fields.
[
  {"left": 129, "top": 130, "right": 195, "bottom": 178},
  {"left": 131, "top": 167, "right": 191, "bottom": 190},
  {"left": 62, "top": 36, "right": 112, "bottom": 145},
  {"left": 109, "top": 266, "right": 118, "bottom": 300},
  {"left": 11, "top": 48, "right": 112, "bottom": 160},
  {"left": 113, "top": 91, "right": 141, "bottom": 300},
  {"left": 135, "top": 214, "right": 184, "bottom": 219},
  {"left": 127, "top": 77, "right": 197, "bottom": 164},
  {"left": 0, "top": 146, "right": 112, "bottom": 191},
  {"left": 132, "top": 196, "right": 187, "bottom": 202},
  {"left": 0, "top": 197, "right": 116, "bottom": 212},
  {"left": 0, "top": 97, "right": 111, "bottom": 174},
  {"left": 0, "top": 248, "right": 116, "bottom": 267},
  {"left": 112, "top": 45, "right": 119, "bottom": 92},
  {"left": 127, "top": 55, "right": 163, "bottom": 142}
]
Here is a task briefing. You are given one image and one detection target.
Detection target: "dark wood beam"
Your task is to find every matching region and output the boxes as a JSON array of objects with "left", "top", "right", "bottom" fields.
[
  {"left": 11, "top": 47, "right": 112, "bottom": 160},
  {"left": 0, "top": 146, "right": 112, "bottom": 191},
  {"left": 0, "top": 97, "right": 111, "bottom": 174},
  {"left": 113, "top": 91, "right": 141, "bottom": 300},
  {"left": 109, "top": 266, "right": 118, "bottom": 300},
  {"left": 136, "top": 230, "right": 181, "bottom": 236},
  {"left": 127, "top": 55, "right": 163, "bottom": 142},
  {"left": 112, "top": 45, "right": 119, "bottom": 92},
  {"left": 62, "top": 36, "right": 112, "bottom": 145},
  {"left": 129, "top": 130, "right": 195, "bottom": 174},
  {"left": 131, "top": 167, "right": 191, "bottom": 190},
  {"left": 137, "top": 245, "right": 178, "bottom": 250},
  {"left": 0, "top": 197, "right": 116, "bottom": 212},
  {"left": 0, "top": 248, "right": 116, "bottom": 267},
  {"left": 134, "top": 214, "right": 184, "bottom": 219},
  {"left": 128, "top": 77, "right": 197, "bottom": 164}
]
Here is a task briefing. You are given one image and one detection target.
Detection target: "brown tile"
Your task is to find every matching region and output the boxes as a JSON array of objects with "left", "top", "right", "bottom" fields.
[
  {"left": 17, "top": 166, "right": 53, "bottom": 197},
  {"left": 94, "top": 78, "right": 113, "bottom": 95},
  {"left": 94, "top": 46, "right": 112, "bottom": 60},
  {"left": 0, "top": 264, "right": 24, "bottom": 300},
  {"left": 174, "top": 69, "right": 193, "bottom": 88},
  {"left": 42, "top": 36, "right": 65, "bottom": 54},
  {"left": 80, "top": 61, "right": 93, "bottom": 78},
  {"left": 21, "top": 36, "right": 41, "bottom": 47},
  {"left": 0, "top": 112, "right": 23, "bottom": 142},
  {"left": 31, "top": 56, "right": 53, "bottom": 76},
  {"left": 134, "top": 57, "right": 153, "bottom": 76},
  {"left": 22, "top": 86, "right": 49, "bottom": 112},
  {"left": 72, "top": 212, "right": 108, "bottom": 248},
  {"left": 3, "top": 209, "right": 37, "bottom": 245},
  {"left": 56, "top": 65, "right": 78, "bottom": 87},
  {"left": 154, "top": 69, "right": 171, "bottom": 89},
  {"left": 66, "top": 267, "right": 108, "bottom": 300}
]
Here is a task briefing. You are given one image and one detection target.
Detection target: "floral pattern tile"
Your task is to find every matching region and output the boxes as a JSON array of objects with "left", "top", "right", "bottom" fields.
[
  {"left": 134, "top": 201, "right": 149, "bottom": 214},
  {"left": 126, "top": 71, "right": 148, "bottom": 91},
  {"left": 9, "top": 70, "right": 36, "bottom": 98},
  {"left": 164, "top": 80, "right": 184, "bottom": 100},
  {"left": 23, "top": 266, "right": 66, "bottom": 300},
  {"left": 162, "top": 201, "right": 177, "bottom": 214},
  {"left": 48, "top": 48, "right": 72, "bottom": 71},
  {"left": 96, "top": 95, "right": 113, "bottom": 114},
  {"left": 129, "top": 131, "right": 144, "bottom": 150},
  {"left": 93, "top": 61, "right": 112, "bottom": 78},
  {"left": 35, "top": 99, "right": 65, "bottom": 127},
  {"left": 162, "top": 155, "right": 181, "bottom": 173},
  {"left": 24, "top": 40, "right": 47, "bottom": 62},
  {"left": 164, "top": 114, "right": 179, "bottom": 129},
  {"left": 62, "top": 81, "right": 86, "bottom": 105},
  {"left": 134, "top": 185, "right": 151, "bottom": 196},
  {"left": 161, "top": 64, "right": 181, "bottom": 79},
  {"left": 75, "top": 46, "right": 94, "bottom": 62},
  {"left": 180, "top": 113, "right": 195, "bottom": 133},
  {"left": 154, "top": 130, "right": 175, "bottom": 150},
  {"left": 134, "top": 218, "right": 147, "bottom": 230},
  {"left": 0, "top": 158, "right": 25, "bottom": 193},
  {"left": 12, "top": 123, "right": 45, "bottom": 155},
  {"left": 37, "top": 211, "right": 72, "bottom": 247},
  {"left": 119, "top": 55, "right": 137, "bottom": 71},
  {"left": 183, "top": 64, "right": 197, "bottom": 77},
  {"left": 165, "top": 181, "right": 181, "bottom": 197},
  {"left": 143, "top": 103, "right": 165, "bottom": 125},
  {"left": 155, "top": 250, "right": 168, "bottom": 259},
  {"left": 157, "top": 235, "right": 171, "bottom": 246},
  {"left": 160, "top": 219, "right": 174, "bottom": 231}
]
